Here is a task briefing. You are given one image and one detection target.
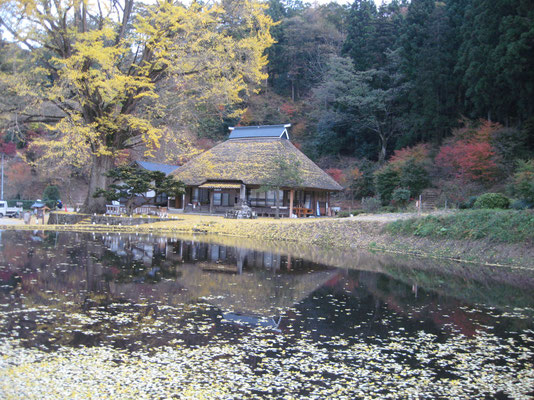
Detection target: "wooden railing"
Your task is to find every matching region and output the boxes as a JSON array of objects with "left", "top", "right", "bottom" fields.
[
  {"left": 106, "top": 205, "right": 126, "bottom": 215},
  {"left": 106, "top": 204, "right": 167, "bottom": 216}
]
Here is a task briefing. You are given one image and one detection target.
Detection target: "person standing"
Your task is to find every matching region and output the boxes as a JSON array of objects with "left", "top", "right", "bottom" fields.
[
  {"left": 36, "top": 207, "right": 44, "bottom": 224},
  {"left": 23, "top": 211, "right": 31, "bottom": 224}
]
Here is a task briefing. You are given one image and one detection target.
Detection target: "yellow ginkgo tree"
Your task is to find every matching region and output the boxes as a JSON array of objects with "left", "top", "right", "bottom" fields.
[{"left": 0, "top": 0, "right": 274, "bottom": 211}]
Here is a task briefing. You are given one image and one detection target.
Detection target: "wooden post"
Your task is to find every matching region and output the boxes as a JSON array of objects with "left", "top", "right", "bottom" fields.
[
  {"left": 287, "top": 253, "right": 292, "bottom": 271},
  {"left": 209, "top": 190, "right": 214, "bottom": 214},
  {"left": 327, "top": 192, "right": 331, "bottom": 216},
  {"left": 240, "top": 184, "right": 246, "bottom": 205},
  {"left": 289, "top": 189, "right": 294, "bottom": 218}
]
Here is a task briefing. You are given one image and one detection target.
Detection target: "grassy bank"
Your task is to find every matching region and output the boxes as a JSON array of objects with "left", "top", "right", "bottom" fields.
[
  {"left": 4, "top": 210, "right": 534, "bottom": 268},
  {"left": 386, "top": 209, "right": 534, "bottom": 244}
]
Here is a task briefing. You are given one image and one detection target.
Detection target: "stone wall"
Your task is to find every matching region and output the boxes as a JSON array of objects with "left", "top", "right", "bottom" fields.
[
  {"left": 90, "top": 215, "right": 170, "bottom": 226},
  {"left": 48, "top": 212, "right": 88, "bottom": 225},
  {"left": 48, "top": 212, "right": 171, "bottom": 226}
]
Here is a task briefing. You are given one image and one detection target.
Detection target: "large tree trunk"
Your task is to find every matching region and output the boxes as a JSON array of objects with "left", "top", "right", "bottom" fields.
[
  {"left": 378, "top": 133, "right": 387, "bottom": 164},
  {"left": 83, "top": 154, "right": 114, "bottom": 214}
]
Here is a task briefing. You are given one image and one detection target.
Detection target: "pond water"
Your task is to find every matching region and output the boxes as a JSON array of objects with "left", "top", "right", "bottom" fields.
[{"left": 0, "top": 230, "right": 534, "bottom": 399}]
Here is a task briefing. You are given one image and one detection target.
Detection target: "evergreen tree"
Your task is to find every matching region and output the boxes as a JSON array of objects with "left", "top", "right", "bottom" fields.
[
  {"left": 342, "top": 0, "right": 378, "bottom": 71},
  {"left": 94, "top": 166, "right": 184, "bottom": 214},
  {"left": 265, "top": 0, "right": 307, "bottom": 92},
  {"left": 400, "top": 0, "right": 459, "bottom": 145},
  {"left": 456, "top": 0, "right": 534, "bottom": 124}
]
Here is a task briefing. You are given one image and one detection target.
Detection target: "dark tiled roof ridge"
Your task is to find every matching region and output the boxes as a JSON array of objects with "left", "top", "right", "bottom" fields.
[
  {"left": 232, "top": 124, "right": 289, "bottom": 129},
  {"left": 135, "top": 160, "right": 180, "bottom": 175}
]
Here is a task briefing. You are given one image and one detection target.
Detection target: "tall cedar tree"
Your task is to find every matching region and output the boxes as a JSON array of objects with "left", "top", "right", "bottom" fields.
[
  {"left": 456, "top": 0, "right": 534, "bottom": 124},
  {"left": 400, "top": 0, "right": 459, "bottom": 145}
]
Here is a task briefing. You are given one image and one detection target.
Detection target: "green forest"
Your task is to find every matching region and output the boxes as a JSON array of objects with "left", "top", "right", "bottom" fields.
[
  {"left": 0, "top": 0, "right": 533, "bottom": 209},
  {"left": 251, "top": 0, "right": 534, "bottom": 209}
]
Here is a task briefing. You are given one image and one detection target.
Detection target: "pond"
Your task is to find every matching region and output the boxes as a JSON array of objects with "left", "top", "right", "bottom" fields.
[{"left": 0, "top": 230, "right": 533, "bottom": 399}]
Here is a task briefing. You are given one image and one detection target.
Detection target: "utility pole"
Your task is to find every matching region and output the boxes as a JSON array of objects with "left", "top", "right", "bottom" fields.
[{"left": 1, "top": 153, "right": 4, "bottom": 200}]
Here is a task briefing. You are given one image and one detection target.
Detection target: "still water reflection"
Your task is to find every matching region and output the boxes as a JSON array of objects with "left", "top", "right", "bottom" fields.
[{"left": 0, "top": 231, "right": 533, "bottom": 399}]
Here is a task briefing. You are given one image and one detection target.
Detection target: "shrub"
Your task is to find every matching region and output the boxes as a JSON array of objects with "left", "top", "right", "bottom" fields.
[
  {"left": 492, "top": 128, "right": 529, "bottom": 174},
  {"left": 399, "top": 160, "right": 430, "bottom": 197},
  {"left": 459, "top": 196, "right": 478, "bottom": 209},
  {"left": 391, "top": 188, "right": 411, "bottom": 207},
  {"left": 381, "top": 205, "right": 397, "bottom": 213},
  {"left": 349, "top": 160, "right": 376, "bottom": 199},
  {"left": 43, "top": 185, "right": 60, "bottom": 202},
  {"left": 374, "top": 165, "right": 399, "bottom": 205},
  {"left": 361, "top": 196, "right": 381, "bottom": 213},
  {"left": 512, "top": 160, "right": 534, "bottom": 203},
  {"left": 474, "top": 193, "right": 510, "bottom": 209}
]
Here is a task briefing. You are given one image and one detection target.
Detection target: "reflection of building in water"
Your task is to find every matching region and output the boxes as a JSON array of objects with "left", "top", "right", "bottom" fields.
[
  {"left": 101, "top": 235, "right": 332, "bottom": 277},
  {"left": 97, "top": 234, "right": 335, "bottom": 328},
  {"left": 168, "top": 240, "right": 322, "bottom": 275},
  {"left": 103, "top": 234, "right": 169, "bottom": 267}
]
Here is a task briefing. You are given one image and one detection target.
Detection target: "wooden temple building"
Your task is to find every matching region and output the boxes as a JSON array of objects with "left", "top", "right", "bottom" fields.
[{"left": 169, "top": 124, "right": 342, "bottom": 217}]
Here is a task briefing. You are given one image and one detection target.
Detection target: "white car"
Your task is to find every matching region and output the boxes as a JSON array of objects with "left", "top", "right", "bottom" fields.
[{"left": 0, "top": 201, "right": 22, "bottom": 218}]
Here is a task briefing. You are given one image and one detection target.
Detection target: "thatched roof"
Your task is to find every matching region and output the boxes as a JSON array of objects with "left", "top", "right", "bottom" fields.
[{"left": 172, "top": 138, "right": 343, "bottom": 191}]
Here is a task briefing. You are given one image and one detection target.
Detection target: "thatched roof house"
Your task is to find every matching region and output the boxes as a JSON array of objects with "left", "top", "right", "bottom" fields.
[{"left": 170, "top": 124, "right": 342, "bottom": 217}]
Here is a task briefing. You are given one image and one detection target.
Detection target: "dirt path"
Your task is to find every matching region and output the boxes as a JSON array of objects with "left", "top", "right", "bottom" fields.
[{"left": 0, "top": 217, "right": 24, "bottom": 225}]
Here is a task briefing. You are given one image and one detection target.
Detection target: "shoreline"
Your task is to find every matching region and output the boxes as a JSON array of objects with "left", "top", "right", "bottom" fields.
[{"left": 3, "top": 212, "right": 533, "bottom": 269}]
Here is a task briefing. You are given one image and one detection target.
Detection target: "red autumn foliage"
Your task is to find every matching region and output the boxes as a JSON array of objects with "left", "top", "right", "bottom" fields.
[
  {"left": 0, "top": 141, "right": 17, "bottom": 156},
  {"left": 435, "top": 140, "right": 499, "bottom": 183},
  {"left": 452, "top": 118, "right": 502, "bottom": 143},
  {"left": 280, "top": 103, "right": 297, "bottom": 118},
  {"left": 325, "top": 168, "right": 346, "bottom": 184},
  {"left": 389, "top": 143, "right": 430, "bottom": 169},
  {"left": 435, "top": 119, "right": 502, "bottom": 183}
]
